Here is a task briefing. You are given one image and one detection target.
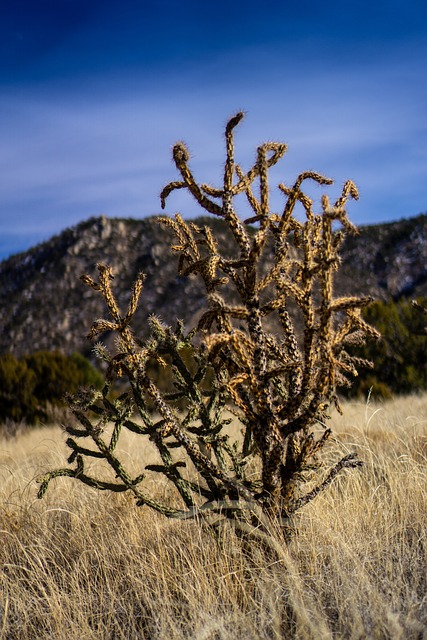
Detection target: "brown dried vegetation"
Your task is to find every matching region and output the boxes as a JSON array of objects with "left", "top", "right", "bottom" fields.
[
  {"left": 1, "top": 395, "right": 426, "bottom": 638},
  {"left": 37, "top": 113, "right": 379, "bottom": 537}
]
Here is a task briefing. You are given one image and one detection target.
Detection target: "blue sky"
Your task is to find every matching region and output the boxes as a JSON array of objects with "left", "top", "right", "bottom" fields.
[{"left": 1, "top": 0, "right": 427, "bottom": 260}]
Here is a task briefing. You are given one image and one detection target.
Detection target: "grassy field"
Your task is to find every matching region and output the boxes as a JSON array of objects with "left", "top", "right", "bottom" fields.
[{"left": 0, "top": 394, "right": 426, "bottom": 639}]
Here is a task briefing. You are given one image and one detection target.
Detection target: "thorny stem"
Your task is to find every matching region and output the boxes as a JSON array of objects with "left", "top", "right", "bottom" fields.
[{"left": 38, "top": 113, "right": 378, "bottom": 536}]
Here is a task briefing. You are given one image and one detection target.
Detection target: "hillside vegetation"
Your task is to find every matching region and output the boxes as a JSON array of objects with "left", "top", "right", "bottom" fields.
[
  {"left": 0, "top": 394, "right": 426, "bottom": 638},
  {"left": 0, "top": 351, "right": 102, "bottom": 430}
]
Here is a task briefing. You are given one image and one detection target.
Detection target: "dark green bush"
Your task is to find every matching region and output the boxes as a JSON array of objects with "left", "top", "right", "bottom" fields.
[
  {"left": 346, "top": 297, "right": 427, "bottom": 398},
  {"left": 0, "top": 351, "right": 102, "bottom": 426},
  {"left": 0, "top": 354, "right": 37, "bottom": 423}
]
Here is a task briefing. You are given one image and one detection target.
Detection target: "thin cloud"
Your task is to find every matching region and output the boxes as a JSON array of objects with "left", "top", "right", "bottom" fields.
[{"left": 0, "top": 27, "right": 426, "bottom": 258}]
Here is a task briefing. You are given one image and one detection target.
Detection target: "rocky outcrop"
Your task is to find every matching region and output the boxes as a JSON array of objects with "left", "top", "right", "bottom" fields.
[{"left": 1, "top": 212, "right": 426, "bottom": 358}]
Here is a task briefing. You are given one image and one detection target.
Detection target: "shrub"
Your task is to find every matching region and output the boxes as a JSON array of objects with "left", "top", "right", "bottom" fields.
[
  {"left": 347, "top": 297, "right": 427, "bottom": 397},
  {"left": 38, "top": 113, "right": 378, "bottom": 538},
  {"left": 0, "top": 353, "right": 37, "bottom": 423},
  {"left": 0, "top": 350, "right": 102, "bottom": 426}
]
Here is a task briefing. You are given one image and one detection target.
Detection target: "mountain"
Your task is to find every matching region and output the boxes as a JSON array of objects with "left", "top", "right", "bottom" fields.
[{"left": 1, "top": 213, "right": 427, "bottom": 359}]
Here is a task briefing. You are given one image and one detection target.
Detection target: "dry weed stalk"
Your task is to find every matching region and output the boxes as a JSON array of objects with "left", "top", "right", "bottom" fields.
[{"left": 38, "top": 113, "right": 379, "bottom": 535}]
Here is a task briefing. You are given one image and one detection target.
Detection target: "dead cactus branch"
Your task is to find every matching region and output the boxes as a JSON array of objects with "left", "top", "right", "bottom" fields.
[{"left": 38, "top": 113, "right": 379, "bottom": 535}]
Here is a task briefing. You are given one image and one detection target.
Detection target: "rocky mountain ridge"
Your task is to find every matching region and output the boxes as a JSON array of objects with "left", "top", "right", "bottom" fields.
[{"left": 1, "top": 213, "right": 427, "bottom": 359}]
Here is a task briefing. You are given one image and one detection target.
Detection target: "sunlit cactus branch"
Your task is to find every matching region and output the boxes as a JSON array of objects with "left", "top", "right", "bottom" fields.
[{"left": 38, "top": 113, "right": 379, "bottom": 537}]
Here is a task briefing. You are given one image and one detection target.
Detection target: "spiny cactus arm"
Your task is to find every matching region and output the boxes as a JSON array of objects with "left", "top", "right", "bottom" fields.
[
  {"left": 86, "top": 426, "right": 142, "bottom": 486},
  {"left": 158, "top": 497, "right": 265, "bottom": 522},
  {"left": 197, "top": 296, "right": 248, "bottom": 335},
  {"left": 120, "top": 415, "right": 152, "bottom": 435},
  {"left": 232, "top": 141, "right": 287, "bottom": 199},
  {"left": 195, "top": 112, "right": 251, "bottom": 254},
  {"left": 334, "top": 179, "right": 359, "bottom": 210},
  {"left": 235, "top": 165, "right": 262, "bottom": 218},
  {"left": 160, "top": 211, "right": 248, "bottom": 303},
  {"left": 330, "top": 296, "right": 374, "bottom": 312},
  {"left": 222, "top": 191, "right": 251, "bottom": 256},
  {"left": 67, "top": 411, "right": 204, "bottom": 512},
  {"left": 160, "top": 180, "right": 187, "bottom": 209},
  {"left": 157, "top": 214, "right": 195, "bottom": 251},
  {"left": 36, "top": 466, "right": 139, "bottom": 499},
  {"left": 224, "top": 115, "right": 286, "bottom": 236},
  {"left": 151, "top": 328, "right": 244, "bottom": 476},
  {"left": 257, "top": 143, "right": 282, "bottom": 220},
  {"left": 146, "top": 319, "right": 219, "bottom": 419},
  {"left": 288, "top": 453, "right": 363, "bottom": 514},
  {"left": 195, "top": 113, "right": 281, "bottom": 257},
  {"left": 321, "top": 181, "right": 359, "bottom": 235},
  {"left": 122, "top": 271, "right": 146, "bottom": 327},
  {"left": 117, "top": 324, "right": 248, "bottom": 496},
  {"left": 277, "top": 173, "right": 332, "bottom": 233},
  {"left": 141, "top": 406, "right": 214, "bottom": 506},
  {"left": 158, "top": 215, "right": 227, "bottom": 289},
  {"left": 182, "top": 255, "right": 225, "bottom": 292},
  {"left": 81, "top": 264, "right": 144, "bottom": 353},
  {"left": 216, "top": 256, "right": 247, "bottom": 297},
  {"left": 224, "top": 111, "right": 244, "bottom": 192},
  {"left": 328, "top": 303, "right": 379, "bottom": 373},
  {"left": 125, "top": 381, "right": 222, "bottom": 501},
  {"left": 200, "top": 183, "right": 223, "bottom": 198},
  {"left": 313, "top": 220, "right": 337, "bottom": 392},
  {"left": 161, "top": 142, "right": 223, "bottom": 216},
  {"left": 299, "top": 427, "right": 332, "bottom": 462},
  {"left": 333, "top": 317, "right": 364, "bottom": 350},
  {"left": 129, "top": 352, "right": 253, "bottom": 502},
  {"left": 66, "top": 437, "right": 105, "bottom": 461},
  {"left": 166, "top": 343, "right": 227, "bottom": 432},
  {"left": 294, "top": 171, "right": 335, "bottom": 190},
  {"left": 89, "top": 391, "right": 154, "bottom": 436},
  {"left": 345, "top": 308, "right": 382, "bottom": 341},
  {"left": 145, "top": 455, "right": 195, "bottom": 509},
  {"left": 247, "top": 227, "right": 269, "bottom": 280},
  {"left": 37, "top": 442, "right": 146, "bottom": 495},
  {"left": 170, "top": 213, "right": 201, "bottom": 255},
  {"left": 297, "top": 306, "right": 317, "bottom": 399}
]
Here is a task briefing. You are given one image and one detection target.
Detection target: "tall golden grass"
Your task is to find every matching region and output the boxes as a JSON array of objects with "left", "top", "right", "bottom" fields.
[{"left": 1, "top": 393, "right": 426, "bottom": 639}]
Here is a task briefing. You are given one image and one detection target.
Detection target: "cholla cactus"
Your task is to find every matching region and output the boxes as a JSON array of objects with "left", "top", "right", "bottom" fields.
[{"left": 38, "top": 113, "right": 379, "bottom": 534}]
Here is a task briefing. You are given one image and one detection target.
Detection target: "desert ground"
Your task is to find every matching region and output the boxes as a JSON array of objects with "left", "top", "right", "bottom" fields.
[{"left": 0, "top": 393, "right": 426, "bottom": 639}]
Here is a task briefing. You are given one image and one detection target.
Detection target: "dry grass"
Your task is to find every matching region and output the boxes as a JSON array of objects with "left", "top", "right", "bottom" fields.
[{"left": 0, "top": 394, "right": 426, "bottom": 639}]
